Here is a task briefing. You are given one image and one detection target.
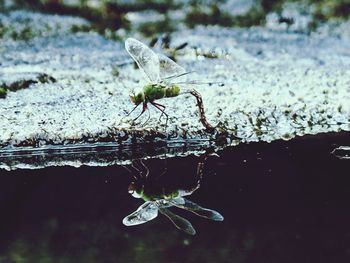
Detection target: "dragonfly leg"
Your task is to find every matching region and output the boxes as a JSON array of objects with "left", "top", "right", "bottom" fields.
[
  {"left": 154, "top": 160, "right": 168, "bottom": 180},
  {"left": 150, "top": 101, "right": 168, "bottom": 127},
  {"left": 139, "top": 159, "right": 150, "bottom": 178},
  {"left": 133, "top": 102, "right": 148, "bottom": 122},
  {"left": 120, "top": 104, "right": 139, "bottom": 124},
  {"left": 125, "top": 104, "right": 140, "bottom": 117},
  {"left": 122, "top": 163, "right": 138, "bottom": 180},
  {"left": 129, "top": 159, "right": 150, "bottom": 179},
  {"left": 131, "top": 160, "right": 142, "bottom": 174},
  {"left": 140, "top": 107, "right": 151, "bottom": 127}
]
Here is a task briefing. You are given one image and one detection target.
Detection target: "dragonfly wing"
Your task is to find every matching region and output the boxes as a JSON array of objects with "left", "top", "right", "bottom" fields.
[
  {"left": 125, "top": 38, "right": 160, "bottom": 83},
  {"left": 171, "top": 197, "right": 185, "bottom": 205},
  {"left": 122, "top": 201, "right": 159, "bottom": 226},
  {"left": 173, "top": 198, "right": 224, "bottom": 221},
  {"left": 159, "top": 208, "right": 196, "bottom": 235},
  {"left": 158, "top": 54, "right": 187, "bottom": 82}
]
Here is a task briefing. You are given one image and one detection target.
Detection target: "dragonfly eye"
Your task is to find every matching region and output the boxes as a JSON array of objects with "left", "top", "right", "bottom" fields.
[
  {"left": 130, "top": 92, "right": 144, "bottom": 105},
  {"left": 129, "top": 95, "right": 136, "bottom": 104},
  {"left": 128, "top": 182, "right": 142, "bottom": 198},
  {"left": 128, "top": 182, "right": 136, "bottom": 193}
]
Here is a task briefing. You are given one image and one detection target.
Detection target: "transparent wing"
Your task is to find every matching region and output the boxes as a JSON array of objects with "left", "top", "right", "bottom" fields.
[
  {"left": 171, "top": 198, "right": 224, "bottom": 221},
  {"left": 170, "top": 197, "right": 185, "bottom": 205},
  {"left": 125, "top": 38, "right": 160, "bottom": 83},
  {"left": 158, "top": 54, "right": 187, "bottom": 82},
  {"left": 159, "top": 208, "right": 196, "bottom": 235},
  {"left": 122, "top": 201, "right": 159, "bottom": 226}
]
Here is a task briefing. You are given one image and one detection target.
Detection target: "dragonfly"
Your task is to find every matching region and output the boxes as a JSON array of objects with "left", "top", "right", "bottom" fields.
[
  {"left": 124, "top": 37, "right": 215, "bottom": 131},
  {"left": 122, "top": 158, "right": 223, "bottom": 235}
]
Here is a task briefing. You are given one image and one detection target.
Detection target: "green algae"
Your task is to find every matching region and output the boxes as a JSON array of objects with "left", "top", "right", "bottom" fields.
[
  {"left": 0, "top": 24, "right": 36, "bottom": 41},
  {"left": 0, "top": 86, "right": 7, "bottom": 98},
  {"left": 185, "top": 4, "right": 235, "bottom": 28},
  {"left": 138, "top": 16, "right": 175, "bottom": 37},
  {"left": 0, "top": 74, "right": 56, "bottom": 99},
  {"left": 310, "top": 0, "right": 350, "bottom": 27}
]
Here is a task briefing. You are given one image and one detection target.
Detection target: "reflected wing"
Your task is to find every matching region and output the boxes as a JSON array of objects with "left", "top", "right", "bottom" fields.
[
  {"left": 172, "top": 198, "right": 224, "bottom": 221},
  {"left": 159, "top": 208, "right": 196, "bottom": 235},
  {"left": 158, "top": 54, "right": 187, "bottom": 82},
  {"left": 125, "top": 38, "right": 160, "bottom": 83},
  {"left": 122, "top": 201, "right": 159, "bottom": 226},
  {"left": 170, "top": 197, "right": 185, "bottom": 205}
]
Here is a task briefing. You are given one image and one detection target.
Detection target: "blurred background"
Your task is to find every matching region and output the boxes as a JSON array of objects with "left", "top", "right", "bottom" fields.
[{"left": 1, "top": 0, "right": 350, "bottom": 40}]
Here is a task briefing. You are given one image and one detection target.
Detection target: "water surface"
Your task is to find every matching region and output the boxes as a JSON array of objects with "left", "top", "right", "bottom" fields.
[{"left": 0, "top": 133, "right": 349, "bottom": 263}]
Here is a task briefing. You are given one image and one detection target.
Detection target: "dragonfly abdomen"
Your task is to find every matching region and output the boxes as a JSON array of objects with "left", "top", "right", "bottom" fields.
[{"left": 165, "top": 85, "right": 180, "bottom": 98}]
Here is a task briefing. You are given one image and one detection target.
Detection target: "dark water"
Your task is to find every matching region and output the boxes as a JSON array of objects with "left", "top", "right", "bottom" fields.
[{"left": 0, "top": 133, "right": 350, "bottom": 263}]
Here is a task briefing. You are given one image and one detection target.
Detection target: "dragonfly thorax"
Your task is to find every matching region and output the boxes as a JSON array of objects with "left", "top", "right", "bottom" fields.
[{"left": 143, "top": 84, "right": 167, "bottom": 102}]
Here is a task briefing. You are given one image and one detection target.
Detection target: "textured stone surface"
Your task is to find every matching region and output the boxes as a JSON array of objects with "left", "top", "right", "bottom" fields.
[{"left": 0, "top": 10, "right": 349, "bottom": 170}]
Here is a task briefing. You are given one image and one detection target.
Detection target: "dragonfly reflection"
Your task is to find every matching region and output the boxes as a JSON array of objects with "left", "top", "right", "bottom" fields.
[{"left": 122, "top": 156, "right": 223, "bottom": 235}]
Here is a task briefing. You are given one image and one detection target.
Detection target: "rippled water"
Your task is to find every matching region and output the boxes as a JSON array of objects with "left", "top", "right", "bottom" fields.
[{"left": 0, "top": 133, "right": 349, "bottom": 263}]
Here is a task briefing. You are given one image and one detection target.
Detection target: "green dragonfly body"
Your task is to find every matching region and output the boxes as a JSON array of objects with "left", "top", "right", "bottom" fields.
[
  {"left": 125, "top": 38, "right": 215, "bottom": 130},
  {"left": 123, "top": 163, "right": 223, "bottom": 235},
  {"left": 130, "top": 83, "right": 180, "bottom": 105},
  {"left": 127, "top": 180, "right": 180, "bottom": 202}
]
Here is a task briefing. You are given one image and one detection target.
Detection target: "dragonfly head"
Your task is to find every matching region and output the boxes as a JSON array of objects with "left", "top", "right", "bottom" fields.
[
  {"left": 130, "top": 91, "right": 145, "bottom": 105},
  {"left": 128, "top": 182, "right": 143, "bottom": 198}
]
